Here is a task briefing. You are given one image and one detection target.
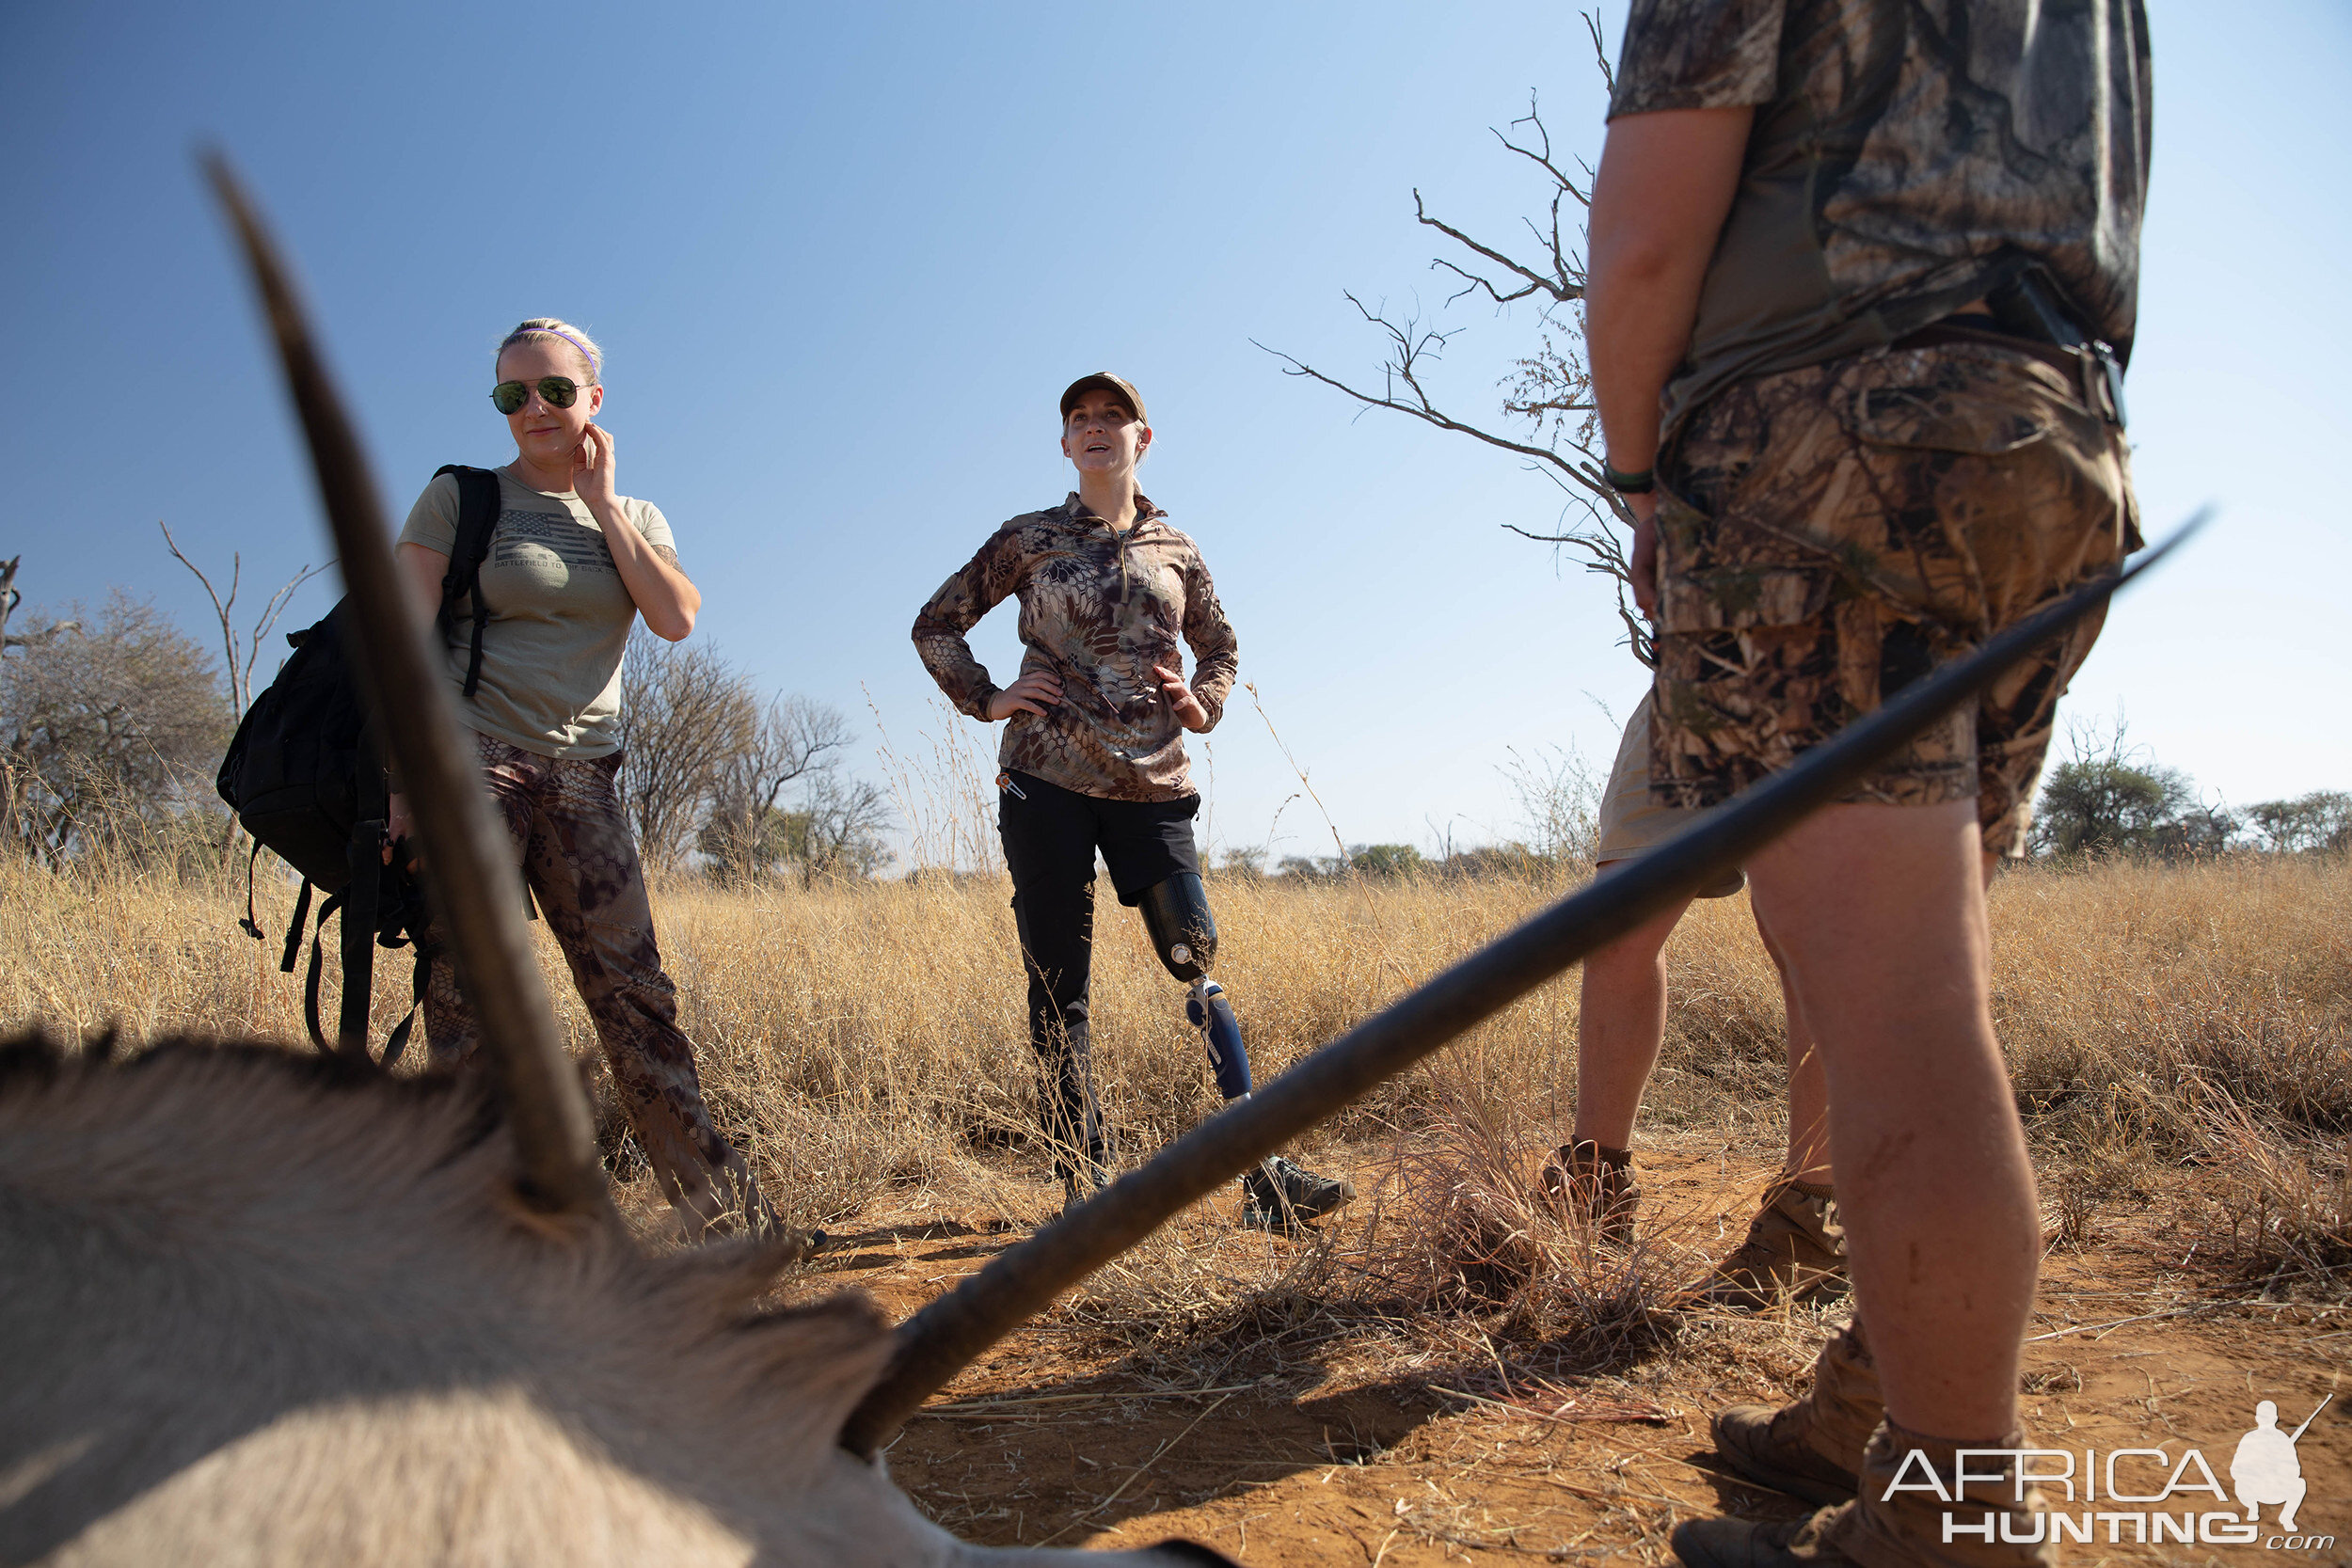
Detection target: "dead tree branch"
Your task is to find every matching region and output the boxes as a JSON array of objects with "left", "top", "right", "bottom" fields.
[
  {"left": 1262, "top": 43, "right": 1654, "bottom": 663},
  {"left": 159, "top": 520, "right": 326, "bottom": 715},
  {"left": 1414, "top": 95, "right": 1593, "bottom": 310},
  {"left": 1, "top": 557, "right": 81, "bottom": 655}
]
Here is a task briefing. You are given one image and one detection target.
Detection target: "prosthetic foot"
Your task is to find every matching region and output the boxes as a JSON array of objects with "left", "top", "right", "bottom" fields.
[
  {"left": 1184, "top": 977, "right": 1356, "bottom": 1231},
  {"left": 1242, "top": 1155, "right": 1358, "bottom": 1233}
]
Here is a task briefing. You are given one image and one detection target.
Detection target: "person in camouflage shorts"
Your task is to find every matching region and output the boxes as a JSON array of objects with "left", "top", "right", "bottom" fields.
[
  {"left": 1581, "top": 3, "right": 2151, "bottom": 1564},
  {"left": 418, "top": 733, "right": 774, "bottom": 1243},
  {"left": 1651, "top": 341, "right": 2140, "bottom": 854}
]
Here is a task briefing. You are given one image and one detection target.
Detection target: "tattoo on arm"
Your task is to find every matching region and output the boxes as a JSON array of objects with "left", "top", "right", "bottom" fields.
[{"left": 650, "top": 543, "right": 679, "bottom": 568}]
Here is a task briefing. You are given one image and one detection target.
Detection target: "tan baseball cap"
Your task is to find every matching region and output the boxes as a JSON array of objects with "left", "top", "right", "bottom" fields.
[{"left": 1058, "top": 372, "right": 1148, "bottom": 426}]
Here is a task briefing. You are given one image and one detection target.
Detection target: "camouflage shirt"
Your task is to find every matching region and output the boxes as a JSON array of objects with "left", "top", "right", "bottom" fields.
[
  {"left": 1612, "top": 0, "right": 2153, "bottom": 439},
  {"left": 912, "top": 493, "right": 1238, "bottom": 803}
]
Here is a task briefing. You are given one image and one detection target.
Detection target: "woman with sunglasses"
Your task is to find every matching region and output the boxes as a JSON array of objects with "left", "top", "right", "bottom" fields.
[
  {"left": 391, "top": 317, "right": 777, "bottom": 1243},
  {"left": 914, "top": 371, "right": 1355, "bottom": 1228}
]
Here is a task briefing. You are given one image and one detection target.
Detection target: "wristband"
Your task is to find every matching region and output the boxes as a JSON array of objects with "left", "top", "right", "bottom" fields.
[{"left": 1604, "top": 464, "right": 1655, "bottom": 495}]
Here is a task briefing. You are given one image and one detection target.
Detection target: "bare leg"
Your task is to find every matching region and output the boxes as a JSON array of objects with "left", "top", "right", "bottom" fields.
[
  {"left": 1747, "top": 799, "right": 2040, "bottom": 1441},
  {"left": 1570, "top": 873, "right": 1694, "bottom": 1148},
  {"left": 1754, "top": 913, "right": 1832, "bottom": 1185}
]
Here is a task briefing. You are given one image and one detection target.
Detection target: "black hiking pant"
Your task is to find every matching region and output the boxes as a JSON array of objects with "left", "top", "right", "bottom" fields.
[{"left": 996, "top": 769, "right": 1201, "bottom": 1181}]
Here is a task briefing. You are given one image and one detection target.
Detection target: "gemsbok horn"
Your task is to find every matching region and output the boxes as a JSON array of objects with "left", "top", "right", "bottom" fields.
[{"left": 840, "top": 509, "right": 2206, "bottom": 1454}]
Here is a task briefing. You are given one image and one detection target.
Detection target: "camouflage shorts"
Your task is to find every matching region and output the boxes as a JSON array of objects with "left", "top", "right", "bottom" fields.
[{"left": 1649, "top": 341, "right": 2140, "bottom": 857}]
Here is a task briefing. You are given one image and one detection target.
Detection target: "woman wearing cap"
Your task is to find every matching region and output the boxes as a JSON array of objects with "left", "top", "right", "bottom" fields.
[
  {"left": 389, "top": 317, "right": 777, "bottom": 1243},
  {"left": 913, "top": 372, "right": 1354, "bottom": 1227}
]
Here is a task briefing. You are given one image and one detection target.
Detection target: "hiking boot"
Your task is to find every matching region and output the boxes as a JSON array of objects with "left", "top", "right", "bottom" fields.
[
  {"left": 1676, "top": 1422, "right": 2054, "bottom": 1568},
  {"left": 1702, "top": 1180, "right": 1848, "bottom": 1309},
  {"left": 1708, "top": 1320, "right": 1880, "bottom": 1504},
  {"left": 1672, "top": 1502, "right": 1852, "bottom": 1568},
  {"left": 1241, "top": 1155, "right": 1356, "bottom": 1232},
  {"left": 1537, "top": 1138, "right": 1640, "bottom": 1242}
]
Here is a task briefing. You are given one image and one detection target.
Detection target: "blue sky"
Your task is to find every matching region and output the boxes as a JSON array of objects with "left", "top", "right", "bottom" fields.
[{"left": 4, "top": 3, "right": 2345, "bottom": 866}]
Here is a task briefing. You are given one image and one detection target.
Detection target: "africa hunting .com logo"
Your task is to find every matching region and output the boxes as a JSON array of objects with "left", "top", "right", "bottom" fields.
[{"left": 1892, "top": 1396, "right": 2334, "bottom": 1551}]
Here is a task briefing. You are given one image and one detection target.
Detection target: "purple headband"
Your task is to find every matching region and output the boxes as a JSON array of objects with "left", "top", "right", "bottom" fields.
[{"left": 501, "top": 324, "right": 599, "bottom": 373}]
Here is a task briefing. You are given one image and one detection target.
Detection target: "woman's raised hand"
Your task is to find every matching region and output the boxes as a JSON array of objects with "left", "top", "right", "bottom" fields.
[
  {"left": 573, "top": 423, "right": 618, "bottom": 510},
  {"left": 1152, "top": 664, "right": 1210, "bottom": 732},
  {"left": 986, "top": 670, "right": 1063, "bottom": 721}
]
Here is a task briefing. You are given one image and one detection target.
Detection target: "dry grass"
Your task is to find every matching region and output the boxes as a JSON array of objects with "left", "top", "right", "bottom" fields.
[{"left": 4, "top": 848, "right": 2346, "bottom": 1321}]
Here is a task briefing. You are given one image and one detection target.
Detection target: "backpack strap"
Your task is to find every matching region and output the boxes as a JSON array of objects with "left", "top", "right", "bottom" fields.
[
  {"left": 238, "top": 839, "right": 265, "bottom": 941},
  {"left": 302, "top": 889, "right": 345, "bottom": 1054},
  {"left": 433, "top": 465, "right": 501, "bottom": 700},
  {"left": 379, "top": 945, "right": 431, "bottom": 1070},
  {"left": 278, "top": 879, "right": 315, "bottom": 974},
  {"left": 337, "top": 818, "right": 384, "bottom": 1059}
]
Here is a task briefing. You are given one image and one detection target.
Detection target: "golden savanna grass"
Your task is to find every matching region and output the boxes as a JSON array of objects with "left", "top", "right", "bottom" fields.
[{"left": 6, "top": 847, "right": 2344, "bottom": 1303}]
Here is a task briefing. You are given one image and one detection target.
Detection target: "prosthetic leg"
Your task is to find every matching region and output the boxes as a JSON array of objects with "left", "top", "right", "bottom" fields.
[{"left": 1137, "top": 874, "right": 1355, "bottom": 1231}]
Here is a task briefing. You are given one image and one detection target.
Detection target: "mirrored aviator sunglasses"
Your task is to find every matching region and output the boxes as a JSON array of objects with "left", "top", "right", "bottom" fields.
[{"left": 489, "top": 375, "right": 580, "bottom": 415}]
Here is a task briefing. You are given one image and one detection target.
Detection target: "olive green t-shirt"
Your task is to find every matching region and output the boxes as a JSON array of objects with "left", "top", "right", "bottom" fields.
[{"left": 397, "top": 465, "right": 675, "bottom": 758}]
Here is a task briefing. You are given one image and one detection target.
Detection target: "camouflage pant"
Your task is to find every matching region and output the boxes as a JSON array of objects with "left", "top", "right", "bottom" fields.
[
  {"left": 1650, "top": 340, "right": 2140, "bottom": 856},
  {"left": 421, "top": 733, "right": 772, "bottom": 1240}
]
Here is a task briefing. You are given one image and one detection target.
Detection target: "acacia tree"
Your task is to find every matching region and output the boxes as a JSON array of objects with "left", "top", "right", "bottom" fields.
[
  {"left": 791, "top": 772, "right": 893, "bottom": 885},
  {"left": 2030, "top": 720, "right": 2235, "bottom": 860},
  {"left": 2243, "top": 790, "right": 2352, "bottom": 854},
  {"left": 700, "top": 695, "right": 851, "bottom": 884},
  {"left": 620, "top": 626, "right": 887, "bottom": 882},
  {"left": 0, "top": 590, "right": 228, "bottom": 863},
  {"left": 1263, "top": 17, "right": 1650, "bottom": 660},
  {"left": 615, "top": 626, "right": 759, "bottom": 870}
]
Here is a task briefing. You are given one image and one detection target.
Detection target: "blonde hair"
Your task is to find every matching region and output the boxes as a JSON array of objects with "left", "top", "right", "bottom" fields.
[{"left": 496, "top": 318, "right": 602, "bottom": 383}]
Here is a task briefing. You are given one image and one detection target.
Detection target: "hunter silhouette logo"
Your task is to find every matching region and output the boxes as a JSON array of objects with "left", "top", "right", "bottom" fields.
[
  {"left": 1890, "top": 1392, "right": 2336, "bottom": 1551},
  {"left": 2233, "top": 1396, "right": 2329, "bottom": 1534}
]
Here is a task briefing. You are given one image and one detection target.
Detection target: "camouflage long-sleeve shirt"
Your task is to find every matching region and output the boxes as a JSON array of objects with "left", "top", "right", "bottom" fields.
[{"left": 912, "top": 492, "right": 1238, "bottom": 802}]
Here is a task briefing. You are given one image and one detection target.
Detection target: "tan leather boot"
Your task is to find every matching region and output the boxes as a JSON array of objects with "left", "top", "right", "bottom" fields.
[
  {"left": 1703, "top": 1179, "right": 1848, "bottom": 1308},
  {"left": 1537, "top": 1138, "right": 1641, "bottom": 1242},
  {"left": 1675, "top": 1418, "right": 2054, "bottom": 1567},
  {"left": 1710, "top": 1319, "right": 1883, "bottom": 1505}
]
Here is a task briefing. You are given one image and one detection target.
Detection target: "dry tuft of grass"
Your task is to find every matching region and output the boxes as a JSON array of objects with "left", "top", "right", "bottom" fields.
[{"left": 1350, "top": 1076, "right": 1698, "bottom": 1369}]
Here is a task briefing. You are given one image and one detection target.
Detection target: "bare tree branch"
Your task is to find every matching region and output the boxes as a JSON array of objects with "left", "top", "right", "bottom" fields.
[
  {"left": 703, "top": 694, "right": 853, "bottom": 883},
  {"left": 1503, "top": 521, "right": 1654, "bottom": 667},
  {"left": 1261, "top": 34, "right": 1656, "bottom": 666},
  {"left": 1257, "top": 295, "right": 1603, "bottom": 486},
  {"left": 615, "top": 628, "right": 759, "bottom": 870},
  {"left": 159, "top": 520, "right": 326, "bottom": 715},
  {"left": 1409, "top": 95, "right": 1594, "bottom": 311},
  {"left": 0, "top": 557, "right": 79, "bottom": 654}
]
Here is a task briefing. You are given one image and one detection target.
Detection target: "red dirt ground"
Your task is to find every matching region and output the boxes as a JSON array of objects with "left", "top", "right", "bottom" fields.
[{"left": 782, "top": 1145, "right": 2350, "bottom": 1566}]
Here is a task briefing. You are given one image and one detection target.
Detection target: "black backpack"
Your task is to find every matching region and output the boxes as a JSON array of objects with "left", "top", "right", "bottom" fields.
[{"left": 216, "top": 464, "right": 502, "bottom": 1064}]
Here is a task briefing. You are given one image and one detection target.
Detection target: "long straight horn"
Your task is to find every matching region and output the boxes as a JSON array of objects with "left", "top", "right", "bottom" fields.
[
  {"left": 203, "top": 153, "right": 608, "bottom": 1218},
  {"left": 840, "top": 514, "right": 2207, "bottom": 1454}
]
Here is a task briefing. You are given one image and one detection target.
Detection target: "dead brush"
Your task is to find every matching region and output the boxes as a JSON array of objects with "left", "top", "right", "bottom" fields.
[
  {"left": 1353, "top": 1072, "right": 1708, "bottom": 1373},
  {"left": 1046, "top": 1208, "right": 1356, "bottom": 1387},
  {"left": 2175, "top": 1080, "right": 2352, "bottom": 1299}
]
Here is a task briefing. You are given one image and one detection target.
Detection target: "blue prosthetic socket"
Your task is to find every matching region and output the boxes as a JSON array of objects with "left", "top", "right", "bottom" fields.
[{"left": 1186, "top": 977, "right": 1252, "bottom": 1101}]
